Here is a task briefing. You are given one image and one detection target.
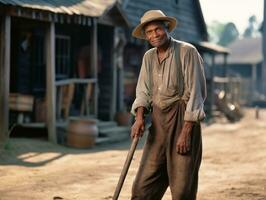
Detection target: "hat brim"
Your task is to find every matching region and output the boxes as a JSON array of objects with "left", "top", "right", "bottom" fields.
[{"left": 132, "top": 16, "right": 177, "bottom": 39}]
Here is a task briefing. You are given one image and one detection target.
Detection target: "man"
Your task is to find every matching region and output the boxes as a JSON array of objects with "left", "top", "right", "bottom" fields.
[{"left": 130, "top": 10, "right": 207, "bottom": 200}]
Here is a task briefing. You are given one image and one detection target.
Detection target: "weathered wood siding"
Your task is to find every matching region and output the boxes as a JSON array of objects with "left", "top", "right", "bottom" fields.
[
  {"left": 0, "top": 16, "right": 11, "bottom": 147},
  {"left": 123, "top": 0, "right": 207, "bottom": 42}
]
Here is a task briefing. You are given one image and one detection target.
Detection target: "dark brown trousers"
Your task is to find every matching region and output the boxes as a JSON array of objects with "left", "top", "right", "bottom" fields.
[{"left": 131, "top": 101, "right": 202, "bottom": 200}]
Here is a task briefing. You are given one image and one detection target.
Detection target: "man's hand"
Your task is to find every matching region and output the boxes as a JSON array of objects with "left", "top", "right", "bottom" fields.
[
  {"left": 131, "top": 118, "right": 145, "bottom": 139},
  {"left": 176, "top": 121, "right": 194, "bottom": 154},
  {"left": 131, "top": 107, "right": 146, "bottom": 139}
]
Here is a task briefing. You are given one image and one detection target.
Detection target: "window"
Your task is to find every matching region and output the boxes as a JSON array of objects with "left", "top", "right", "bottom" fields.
[{"left": 56, "top": 35, "right": 71, "bottom": 79}]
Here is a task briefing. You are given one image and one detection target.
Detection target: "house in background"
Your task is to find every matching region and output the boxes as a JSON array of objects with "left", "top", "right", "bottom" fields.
[
  {"left": 0, "top": 0, "right": 129, "bottom": 146},
  {"left": 215, "top": 37, "right": 263, "bottom": 106}
]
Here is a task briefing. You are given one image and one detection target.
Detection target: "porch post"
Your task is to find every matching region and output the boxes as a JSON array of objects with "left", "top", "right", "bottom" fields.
[
  {"left": 251, "top": 63, "right": 257, "bottom": 103},
  {"left": 91, "top": 18, "right": 98, "bottom": 117},
  {"left": 223, "top": 54, "right": 228, "bottom": 77},
  {"left": 262, "top": 0, "right": 266, "bottom": 94},
  {"left": 209, "top": 54, "right": 215, "bottom": 119},
  {"left": 46, "top": 22, "right": 57, "bottom": 143},
  {"left": 0, "top": 16, "right": 11, "bottom": 147},
  {"left": 111, "top": 28, "right": 118, "bottom": 120}
]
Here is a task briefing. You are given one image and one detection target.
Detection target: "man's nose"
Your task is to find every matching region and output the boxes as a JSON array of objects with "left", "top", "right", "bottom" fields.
[{"left": 151, "top": 30, "right": 159, "bottom": 38}]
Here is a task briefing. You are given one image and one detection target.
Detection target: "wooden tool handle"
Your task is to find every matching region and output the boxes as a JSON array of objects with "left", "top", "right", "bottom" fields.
[{"left": 112, "top": 137, "right": 139, "bottom": 200}]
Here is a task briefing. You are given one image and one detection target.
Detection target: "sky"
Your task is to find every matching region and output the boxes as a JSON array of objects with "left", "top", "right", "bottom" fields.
[{"left": 199, "top": 0, "right": 264, "bottom": 34}]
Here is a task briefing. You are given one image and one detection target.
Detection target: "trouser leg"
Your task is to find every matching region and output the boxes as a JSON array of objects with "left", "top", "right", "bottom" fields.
[
  {"left": 131, "top": 106, "right": 169, "bottom": 200},
  {"left": 165, "top": 102, "right": 202, "bottom": 200},
  {"left": 131, "top": 101, "right": 202, "bottom": 200}
]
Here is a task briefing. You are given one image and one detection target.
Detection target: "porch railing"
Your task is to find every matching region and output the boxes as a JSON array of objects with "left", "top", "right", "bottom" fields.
[{"left": 55, "top": 78, "right": 97, "bottom": 121}]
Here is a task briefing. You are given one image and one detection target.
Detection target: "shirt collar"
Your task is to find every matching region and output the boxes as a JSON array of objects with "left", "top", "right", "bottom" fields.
[{"left": 155, "top": 37, "right": 174, "bottom": 63}]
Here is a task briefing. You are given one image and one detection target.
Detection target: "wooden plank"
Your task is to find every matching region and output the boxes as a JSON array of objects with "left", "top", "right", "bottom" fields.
[
  {"left": 46, "top": 22, "right": 57, "bottom": 143},
  {"left": 91, "top": 18, "right": 98, "bottom": 117},
  {"left": 111, "top": 43, "right": 117, "bottom": 119},
  {"left": 55, "top": 78, "right": 97, "bottom": 86},
  {"left": 20, "top": 123, "right": 46, "bottom": 128},
  {"left": 251, "top": 64, "right": 257, "bottom": 103},
  {"left": 209, "top": 54, "right": 215, "bottom": 118},
  {"left": 0, "top": 15, "right": 11, "bottom": 148}
]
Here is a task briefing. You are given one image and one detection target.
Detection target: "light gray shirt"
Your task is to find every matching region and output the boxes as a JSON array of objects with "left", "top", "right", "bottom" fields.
[{"left": 131, "top": 38, "right": 207, "bottom": 122}]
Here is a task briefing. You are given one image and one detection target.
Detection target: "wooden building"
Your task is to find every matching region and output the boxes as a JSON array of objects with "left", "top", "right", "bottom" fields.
[
  {"left": 0, "top": 0, "right": 231, "bottom": 147},
  {"left": 0, "top": 0, "right": 129, "bottom": 146},
  {"left": 215, "top": 37, "right": 263, "bottom": 105}
]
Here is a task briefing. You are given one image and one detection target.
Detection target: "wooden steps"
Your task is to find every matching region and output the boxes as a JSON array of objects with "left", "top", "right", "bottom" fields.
[{"left": 96, "top": 121, "right": 130, "bottom": 145}]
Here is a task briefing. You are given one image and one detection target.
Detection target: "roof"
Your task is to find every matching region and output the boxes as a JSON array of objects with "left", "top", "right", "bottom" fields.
[
  {"left": 0, "top": 0, "right": 114, "bottom": 16},
  {"left": 0, "top": 0, "right": 130, "bottom": 26},
  {"left": 217, "top": 37, "right": 263, "bottom": 65},
  {"left": 192, "top": 41, "right": 230, "bottom": 54}
]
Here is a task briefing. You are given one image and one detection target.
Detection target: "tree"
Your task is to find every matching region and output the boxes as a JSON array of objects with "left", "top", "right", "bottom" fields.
[
  {"left": 218, "top": 22, "right": 239, "bottom": 46},
  {"left": 207, "top": 20, "right": 225, "bottom": 43},
  {"left": 207, "top": 21, "right": 239, "bottom": 46},
  {"left": 243, "top": 15, "right": 260, "bottom": 38}
]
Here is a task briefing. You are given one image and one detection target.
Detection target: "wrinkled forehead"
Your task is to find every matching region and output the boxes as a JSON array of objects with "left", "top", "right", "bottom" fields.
[{"left": 143, "top": 20, "right": 166, "bottom": 32}]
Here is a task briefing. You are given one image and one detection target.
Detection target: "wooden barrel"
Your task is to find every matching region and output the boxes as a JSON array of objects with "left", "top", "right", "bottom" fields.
[{"left": 67, "top": 118, "right": 98, "bottom": 148}]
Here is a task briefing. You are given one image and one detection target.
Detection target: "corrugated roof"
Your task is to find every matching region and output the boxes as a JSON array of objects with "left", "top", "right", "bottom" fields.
[{"left": 0, "top": 0, "right": 117, "bottom": 17}]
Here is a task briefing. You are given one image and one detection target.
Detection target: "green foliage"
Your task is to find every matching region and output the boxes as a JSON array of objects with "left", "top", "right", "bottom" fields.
[
  {"left": 218, "top": 23, "right": 239, "bottom": 46},
  {"left": 207, "top": 21, "right": 226, "bottom": 43},
  {"left": 243, "top": 15, "right": 261, "bottom": 38},
  {"left": 207, "top": 21, "right": 239, "bottom": 46}
]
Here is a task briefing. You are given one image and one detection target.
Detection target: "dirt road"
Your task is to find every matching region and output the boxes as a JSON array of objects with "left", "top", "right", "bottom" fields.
[{"left": 0, "top": 109, "right": 266, "bottom": 200}]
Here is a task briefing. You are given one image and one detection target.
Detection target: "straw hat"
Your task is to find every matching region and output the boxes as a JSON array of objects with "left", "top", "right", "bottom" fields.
[{"left": 132, "top": 10, "right": 177, "bottom": 39}]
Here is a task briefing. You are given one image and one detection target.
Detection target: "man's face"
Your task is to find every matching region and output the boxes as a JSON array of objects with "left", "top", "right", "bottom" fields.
[{"left": 144, "top": 21, "right": 169, "bottom": 47}]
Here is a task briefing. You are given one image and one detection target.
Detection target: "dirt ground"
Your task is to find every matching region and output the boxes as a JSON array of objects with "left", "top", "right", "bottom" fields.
[{"left": 0, "top": 108, "right": 266, "bottom": 200}]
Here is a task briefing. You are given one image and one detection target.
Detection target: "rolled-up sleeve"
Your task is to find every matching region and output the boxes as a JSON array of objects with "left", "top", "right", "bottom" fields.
[
  {"left": 183, "top": 48, "right": 207, "bottom": 122},
  {"left": 130, "top": 53, "right": 152, "bottom": 116}
]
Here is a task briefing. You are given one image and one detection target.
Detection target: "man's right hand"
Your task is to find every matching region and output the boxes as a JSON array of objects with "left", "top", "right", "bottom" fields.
[{"left": 131, "top": 118, "right": 145, "bottom": 139}]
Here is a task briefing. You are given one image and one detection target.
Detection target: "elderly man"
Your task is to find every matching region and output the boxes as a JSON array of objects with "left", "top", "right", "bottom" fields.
[{"left": 130, "top": 10, "right": 207, "bottom": 200}]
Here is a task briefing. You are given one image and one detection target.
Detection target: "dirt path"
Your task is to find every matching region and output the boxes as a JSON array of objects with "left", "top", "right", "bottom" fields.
[{"left": 0, "top": 109, "right": 266, "bottom": 200}]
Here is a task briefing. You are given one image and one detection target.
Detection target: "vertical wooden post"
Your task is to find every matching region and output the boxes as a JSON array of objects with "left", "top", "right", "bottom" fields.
[
  {"left": 90, "top": 18, "right": 98, "bottom": 117},
  {"left": 209, "top": 54, "right": 215, "bottom": 119},
  {"left": 117, "top": 67, "right": 124, "bottom": 111},
  {"left": 223, "top": 54, "right": 227, "bottom": 77},
  {"left": 262, "top": 0, "right": 266, "bottom": 94},
  {"left": 0, "top": 16, "right": 11, "bottom": 147},
  {"left": 111, "top": 54, "right": 117, "bottom": 120},
  {"left": 251, "top": 64, "right": 257, "bottom": 103},
  {"left": 111, "top": 28, "right": 118, "bottom": 120},
  {"left": 46, "top": 22, "right": 57, "bottom": 143}
]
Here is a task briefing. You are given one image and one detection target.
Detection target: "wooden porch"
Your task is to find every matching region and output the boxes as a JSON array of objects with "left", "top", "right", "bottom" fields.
[{"left": 0, "top": 1, "right": 130, "bottom": 147}]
